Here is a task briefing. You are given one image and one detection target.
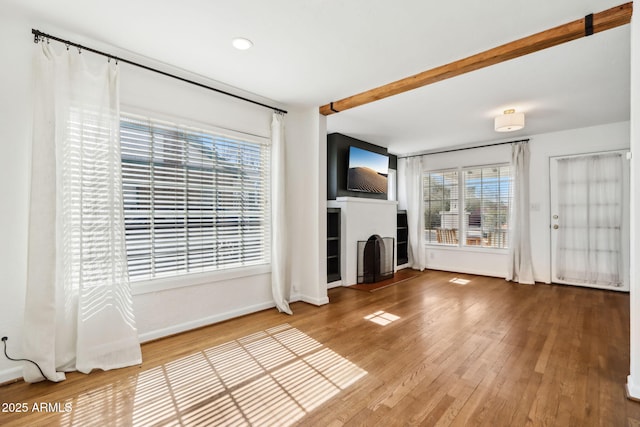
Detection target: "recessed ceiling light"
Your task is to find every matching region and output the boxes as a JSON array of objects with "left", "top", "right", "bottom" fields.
[{"left": 232, "top": 37, "right": 253, "bottom": 50}]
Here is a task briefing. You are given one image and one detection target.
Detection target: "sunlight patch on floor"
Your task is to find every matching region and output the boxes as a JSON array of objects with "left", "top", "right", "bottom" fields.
[
  {"left": 60, "top": 324, "right": 367, "bottom": 426},
  {"left": 449, "top": 277, "right": 471, "bottom": 285},
  {"left": 364, "top": 310, "right": 401, "bottom": 326}
]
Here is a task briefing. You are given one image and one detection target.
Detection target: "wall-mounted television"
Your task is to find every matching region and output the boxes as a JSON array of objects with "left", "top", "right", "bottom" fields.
[{"left": 347, "top": 146, "right": 389, "bottom": 194}]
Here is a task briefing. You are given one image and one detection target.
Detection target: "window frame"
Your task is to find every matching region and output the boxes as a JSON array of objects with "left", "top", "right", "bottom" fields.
[
  {"left": 423, "top": 162, "right": 512, "bottom": 251},
  {"left": 461, "top": 163, "right": 511, "bottom": 250},
  {"left": 120, "top": 110, "right": 272, "bottom": 293},
  {"left": 423, "top": 168, "right": 460, "bottom": 246}
]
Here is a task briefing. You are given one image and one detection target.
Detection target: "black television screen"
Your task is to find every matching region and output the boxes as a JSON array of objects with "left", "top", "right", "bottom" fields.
[{"left": 347, "top": 146, "right": 389, "bottom": 193}]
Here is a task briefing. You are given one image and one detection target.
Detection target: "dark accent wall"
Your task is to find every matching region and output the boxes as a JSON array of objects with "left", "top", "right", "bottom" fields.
[{"left": 327, "top": 133, "right": 397, "bottom": 200}]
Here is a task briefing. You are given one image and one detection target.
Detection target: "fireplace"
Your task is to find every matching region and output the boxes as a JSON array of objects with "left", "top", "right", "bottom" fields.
[
  {"left": 326, "top": 197, "right": 398, "bottom": 286},
  {"left": 357, "top": 235, "right": 394, "bottom": 284}
]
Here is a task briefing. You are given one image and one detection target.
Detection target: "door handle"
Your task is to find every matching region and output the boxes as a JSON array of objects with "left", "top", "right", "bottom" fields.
[{"left": 553, "top": 224, "right": 559, "bottom": 229}]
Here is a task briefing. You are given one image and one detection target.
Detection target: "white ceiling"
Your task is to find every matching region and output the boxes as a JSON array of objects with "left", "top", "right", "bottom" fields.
[{"left": 7, "top": 0, "right": 631, "bottom": 155}]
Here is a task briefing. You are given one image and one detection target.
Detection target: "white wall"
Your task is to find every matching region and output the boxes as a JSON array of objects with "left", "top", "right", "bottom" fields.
[
  {"left": 285, "top": 108, "right": 329, "bottom": 306},
  {"left": 401, "top": 121, "right": 630, "bottom": 282},
  {"left": 627, "top": 3, "right": 640, "bottom": 400},
  {"left": 0, "top": 4, "right": 33, "bottom": 383},
  {"left": 0, "top": 4, "right": 325, "bottom": 383}
]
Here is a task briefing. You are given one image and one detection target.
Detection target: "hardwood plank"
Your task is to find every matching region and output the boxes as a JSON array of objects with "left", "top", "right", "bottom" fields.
[
  {"left": 534, "top": 324, "right": 558, "bottom": 374},
  {"left": 1, "top": 271, "right": 639, "bottom": 426},
  {"left": 319, "top": 2, "right": 632, "bottom": 116},
  {"left": 448, "top": 369, "right": 500, "bottom": 427}
]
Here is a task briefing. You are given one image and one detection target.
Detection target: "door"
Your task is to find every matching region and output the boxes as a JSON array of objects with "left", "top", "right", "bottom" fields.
[{"left": 550, "top": 151, "right": 629, "bottom": 291}]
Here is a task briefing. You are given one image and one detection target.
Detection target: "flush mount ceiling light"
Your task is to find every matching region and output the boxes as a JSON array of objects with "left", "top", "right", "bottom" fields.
[
  {"left": 494, "top": 109, "right": 525, "bottom": 132},
  {"left": 232, "top": 37, "right": 253, "bottom": 50}
]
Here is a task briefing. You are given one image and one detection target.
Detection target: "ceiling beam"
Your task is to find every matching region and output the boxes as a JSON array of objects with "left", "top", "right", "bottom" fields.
[{"left": 319, "top": 2, "right": 632, "bottom": 116}]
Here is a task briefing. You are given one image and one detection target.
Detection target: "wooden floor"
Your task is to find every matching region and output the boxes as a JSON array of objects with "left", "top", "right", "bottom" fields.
[{"left": 1, "top": 270, "right": 639, "bottom": 426}]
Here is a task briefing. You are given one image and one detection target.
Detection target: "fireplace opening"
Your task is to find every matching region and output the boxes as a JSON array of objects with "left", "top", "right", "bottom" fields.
[{"left": 357, "top": 234, "right": 394, "bottom": 284}]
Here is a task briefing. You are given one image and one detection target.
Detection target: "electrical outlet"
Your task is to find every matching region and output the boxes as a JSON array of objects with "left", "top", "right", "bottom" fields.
[{"left": 1, "top": 337, "right": 7, "bottom": 341}]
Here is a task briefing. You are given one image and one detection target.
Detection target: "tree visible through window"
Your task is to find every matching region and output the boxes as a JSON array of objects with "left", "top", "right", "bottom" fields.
[{"left": 120, "top": 114, "right": 270, "bottom": 281}]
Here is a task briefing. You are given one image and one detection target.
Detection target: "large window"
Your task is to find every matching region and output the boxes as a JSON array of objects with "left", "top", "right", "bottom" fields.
[
  {"left": 424, "top": 164, "right": 511, "bottom": 249},
  {"left": 120, "top": 114, "right": 270, "bottom": 282}
]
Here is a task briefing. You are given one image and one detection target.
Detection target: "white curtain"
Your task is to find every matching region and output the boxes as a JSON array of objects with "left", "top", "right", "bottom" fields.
[
  {"left": 402, "top": 156, "right": 426, "bottom": 270},
  {"left": 507, "top": 141, "right": 534, "bottom": 284},
  {"left": 23, "top": 43, "right": 141, "bottom": 382},
  {"left": 556, "top": 153, "right": 623, "bottom": 286},
  {"left": 271, "top": 112, "right": 292, "bottom": 314}
]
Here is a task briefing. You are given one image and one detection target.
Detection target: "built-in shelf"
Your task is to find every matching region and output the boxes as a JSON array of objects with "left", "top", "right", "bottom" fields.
[
  {"left": 397, "top": 210, "right": 409, "bottom": 265},
  {"left": 327, "top": 208, "right": 341, "bottom": 282}
]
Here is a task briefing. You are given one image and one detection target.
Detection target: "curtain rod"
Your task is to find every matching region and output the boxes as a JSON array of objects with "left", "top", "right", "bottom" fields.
[
  {"left": 398, "top": 138, "right": 530, "bottom": 159},
  {"left": 31, "top": 29, "right": 288, "bottom": 115}
]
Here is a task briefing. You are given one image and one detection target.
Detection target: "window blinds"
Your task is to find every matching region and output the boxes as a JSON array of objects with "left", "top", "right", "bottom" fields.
[
  {"left": 120, "top": 115, "right": 271, "bottom": 281},
  {"left": 463, "top": 165, "right": 511, "bottom": 248},
  {"left": 423, "top": 165, "right": 512, "bottom": 248},
  {"left": 424, "top": 169, "right": 459, "bottom": 245}
]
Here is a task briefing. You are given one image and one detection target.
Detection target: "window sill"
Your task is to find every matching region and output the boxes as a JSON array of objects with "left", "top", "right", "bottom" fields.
[
  {"left": 425, "top": 244, "right": 509, "bottom": 254},
  {"left": 131, "top": 264, "right": 271, "bottom": 295}
]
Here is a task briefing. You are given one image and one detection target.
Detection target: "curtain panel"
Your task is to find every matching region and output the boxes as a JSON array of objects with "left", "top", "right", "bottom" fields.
[
  {"left": 555, "top": 153, "right": 623, "bottom": 286},
  {"left": 401, "top": 156, "right": 426, "bottom": 270},
  {"left": 270, "top": 112, "right": 292, "bottom": 314},
  {"left": 23, "top": 43, "right": 141, "bottom": 382},
  {"left": 506, "top": 141, "right": 534, "bottom": 284}
]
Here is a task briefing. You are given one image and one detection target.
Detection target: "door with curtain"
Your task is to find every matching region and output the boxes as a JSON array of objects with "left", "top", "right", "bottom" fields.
[{"left": 550, "top": 151, "right": 629, "bottom": 291}]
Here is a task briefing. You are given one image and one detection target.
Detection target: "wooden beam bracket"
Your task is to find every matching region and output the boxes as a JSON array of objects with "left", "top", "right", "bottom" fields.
[{"left": 585, "top": 13, "right": 594, "bottom": 36}]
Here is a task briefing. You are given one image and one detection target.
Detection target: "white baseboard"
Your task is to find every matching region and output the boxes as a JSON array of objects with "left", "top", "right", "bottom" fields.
[
  {"left": 424, "top": 264, "right": 505, "bottom": 279},
  {"left": 327, "top": 280, "right": 342, "bottom": 289},
  {"left": 297, "top": 294, "right": 330, "bottom": 306},
  {"left": 627, "top": 375, "right": 640, "bottom": 400},
  {"left": 138, "top": 301, "right": 277, "bottom": 343},
  {"left": 289, "top": 287, "right": 329, "bottom": 306},
  {"left": 396, "top": 263, "right": 410, "bottom": 270},
  {"left": 0, "top": 366, "right": 23, "bottom": 385}
]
